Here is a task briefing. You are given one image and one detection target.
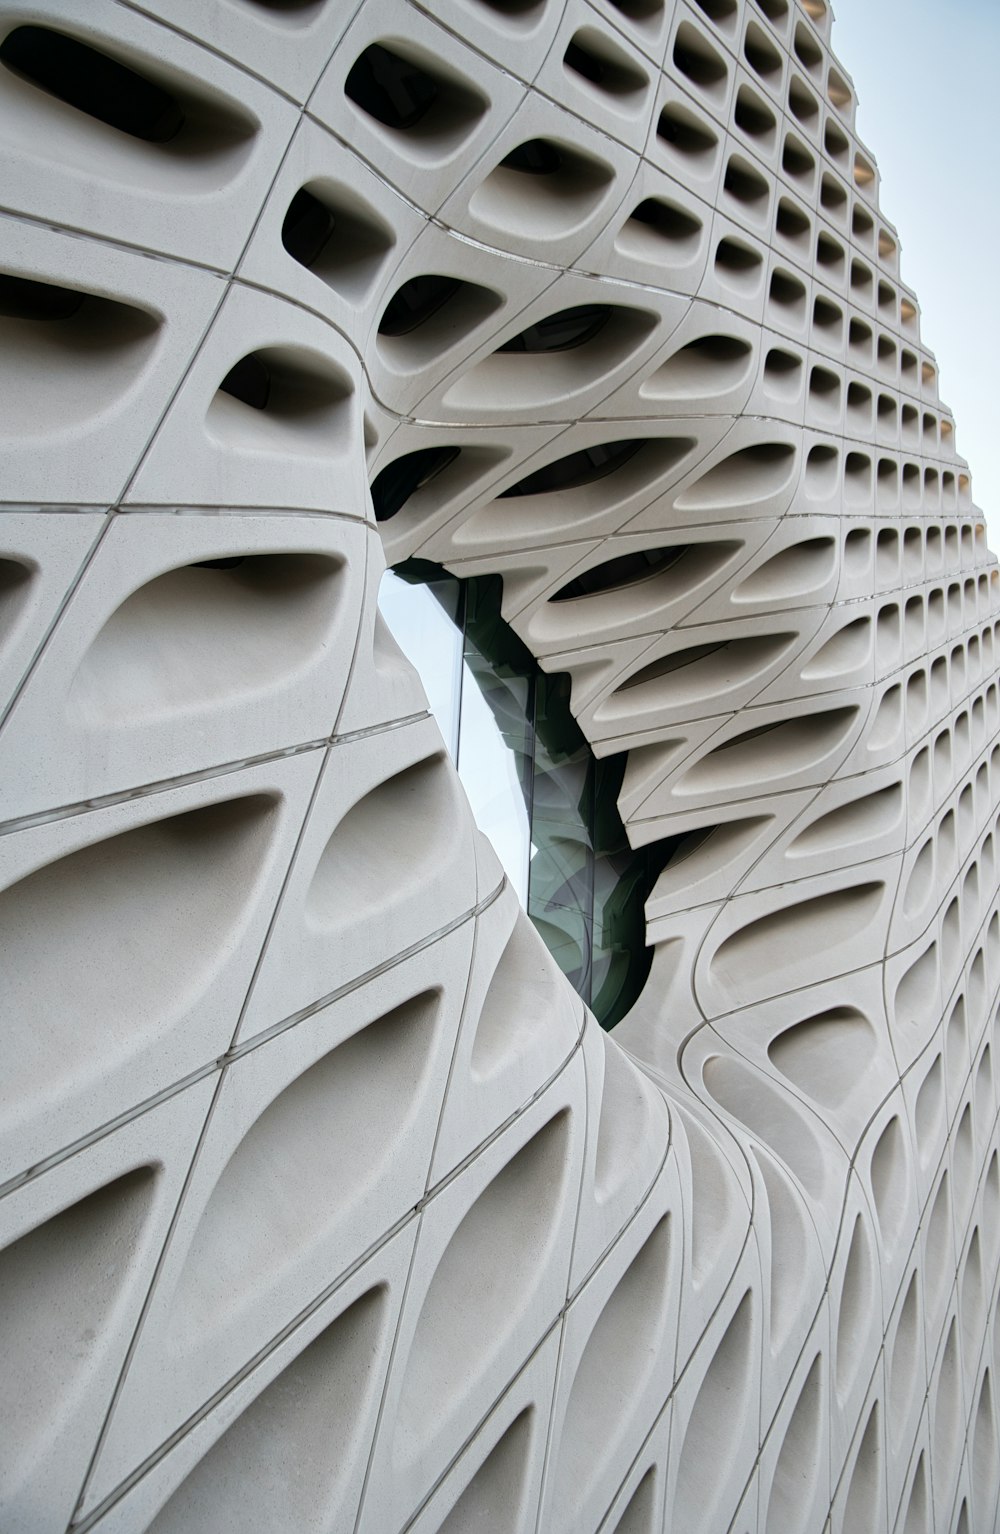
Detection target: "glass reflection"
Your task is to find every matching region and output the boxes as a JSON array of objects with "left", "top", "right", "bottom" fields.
[
  {"left": 458, "top": 673, "right": 531, "bottom": 905},
  {"left": 377, "top": 560, "right": 661, "bottom": 1028},
  {"left": 528, "top": 671, "right": 593, "bottom": 1000},
  {"left": 377, "top": 572, "right": 462, "bottom": 756}
]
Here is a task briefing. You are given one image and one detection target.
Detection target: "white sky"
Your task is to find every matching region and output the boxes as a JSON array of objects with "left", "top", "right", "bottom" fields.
[{"left": 830, "top": 0, "right": 1000, "bottom": 551}]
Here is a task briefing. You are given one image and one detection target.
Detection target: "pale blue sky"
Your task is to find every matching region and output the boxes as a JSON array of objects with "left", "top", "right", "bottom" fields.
[{"left": 831, "top": 0, "right": 1000, "bottom": 549}]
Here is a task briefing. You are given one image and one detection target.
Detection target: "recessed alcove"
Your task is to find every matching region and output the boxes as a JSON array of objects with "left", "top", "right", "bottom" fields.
[
  {"left": 446, "top": 302, "right": 657, "bottom": 410},
  {"left": 208, "top": 346, "right": 351, "bottom": 454},
  {"left": 71, "top": 553, "right": 345, "bottom": 723},
  {"left": 0, "top": 24, "right": 257, "bottom": 174},
  {"left": 166, "top": 993, "right": 441, "bottom": 1340},
  {"left": 470, "top": 139, "right": 615, "bottom": 240},
  {"left": 307, "top": 754, "right": 456, "bottom": 928},
  {"left": 281, "top": 183, "right": 393, "bottom": 300},
  {"left": 344, "top": 42, "right": 486, "bottom": 155},
  {"left": 393, "top": 1112, "right": 571, "bottom": 1459},
  {"left": 0, "top": 795, "right": 278, "bottom": 1119},
  {"left": 0, "top": 273, "right": 160, "bottom": 438}
]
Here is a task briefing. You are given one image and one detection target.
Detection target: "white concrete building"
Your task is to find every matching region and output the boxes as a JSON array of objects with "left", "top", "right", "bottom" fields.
[{"left": 0, "top": 2, "right": 998, "bottom": 1531}]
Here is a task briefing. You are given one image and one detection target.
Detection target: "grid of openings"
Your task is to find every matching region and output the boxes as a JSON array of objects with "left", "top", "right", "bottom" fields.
[{"left": 0, "top": 3, "right": 996, "bottom": 1534}]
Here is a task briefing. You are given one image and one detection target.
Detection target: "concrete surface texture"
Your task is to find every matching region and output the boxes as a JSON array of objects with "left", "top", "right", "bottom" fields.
[{"left": 0, "top": 1, "right": 998, "bottom": 1531}]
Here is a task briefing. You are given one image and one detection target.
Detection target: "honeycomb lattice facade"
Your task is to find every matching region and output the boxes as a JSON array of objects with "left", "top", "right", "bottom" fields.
[{"left": 1, "top": 1, "right": 999, "bottom": 1531}]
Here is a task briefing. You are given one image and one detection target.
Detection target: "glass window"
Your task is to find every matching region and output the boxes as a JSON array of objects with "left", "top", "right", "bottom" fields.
[{"left": 378, "top": 561, "right": 662, "bottom": 1027}]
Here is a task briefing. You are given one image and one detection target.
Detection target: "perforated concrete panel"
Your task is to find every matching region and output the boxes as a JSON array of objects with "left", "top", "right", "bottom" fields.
[{"left": 1, "top": 1, "right": 998, "bottom": 1531}]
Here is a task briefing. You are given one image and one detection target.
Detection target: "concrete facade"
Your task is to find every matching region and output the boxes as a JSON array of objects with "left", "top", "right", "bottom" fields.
[{"left": 0, "top": 1, "right": 998, "bottom": 1531}]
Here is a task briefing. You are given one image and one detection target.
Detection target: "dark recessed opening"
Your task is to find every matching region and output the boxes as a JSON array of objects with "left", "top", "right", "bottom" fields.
[
  {"left": 850, "top": 259, "right": 873, "bottom": 295},
  {"left": 734, "top": 86, "right": 775, "bottom": 138},
  {"left": 241, "top": 0, "right": 327, "bottom": 10},
  {"left": 847, "top": 382, "right": 872, "bottom": 413},
  {"left": 657, "top": 103, "right": 717, "bottom": 158},
  {"left": 776, "top": 198, "right": 810, "bottom": 240},
  {"left": 563, "top": 37, "right": 605, "bottom": 86},
  {"left": 624, "top": 197, "right": 701, "bottom": 245},
  {"left": 765, "top": 348, "right": 802, "bottom": 385},
  {"left": 497, "top": 137, "right": 562, "bottom": 175},
  {"left": 618, "top": 640, "right": 732, "bottom": 692},
  {"left": 673, "top": 23, "right": 727, "bottom": 91},
  {"left": 788, "top": 79, "right": 819, "bottom": 126},
  {"left": 825, "top": 120, "right": 849, "bottom": 161},
  {"left": 782, "top": 135, "right": 815, "bottom": 179},
  {"left": 281, "top": 188, "right": 334, "bottom": 270},
  {"left": 816, "top": 233, "right": 844, "bottom": 270},
  {"left": 0, "top": 272, "right": 84, "bottom": 321},
  {"left": 473, "top": 138, "right": 614, "bottom": 239},
  {"left": 552, "top": 545, "right": 687, "bottom": 601},
  {"left": 813, "top": 296, "right": 842, "bottom": 331},
  {"left": 662, "top": 822, "right": 722, "bottom": 868},
  {"left": 496, "top": 304, "right": 611, "bottom": 354},
  {"left": 499, "top": 439, "right": 646, "bottom": 498},
  {"left": 671, "top": 334, "right": 752, "bottom": 368},
  {"left": 769, "top": 269, "right": 806, "bottom": 309},
  {"left": 371, "top": 445, "right": 461, "bottom": 522},
  {"left": 606, "top": 0, "right": 664, "bottom": 19},
  {"left": 849, "top": 318, "right": 872, "bottom": 352},
  {"left": 0, "top": 25, "right": 185, "bottom": 142},
  {"left": 563, "top": 31, "right": 647, "bottom": 98},
  {"left": 694, "top": 0, "right": 738, "bottom": 22},
  {"left": 378, "top": 274, "right": 459, "bottom": 336},
  {"left": 809, "top": 365, "right": 839, "bottom": 399},
  {"left": 344, "top": 42, "right": 483, "bottom": 145},
  {"left": 211, "top": 348, "right": 347, "bottom": 433},
  {"left": 724, "top": 157, "right": 769, "bottom": 206},
  {"left": 376, "top": 273, "right": 501, "bottom": 361},
  {"left": 218, "top": 354, "right": 271, "bottom": 410},
  {"left": 793, "top": 22, "right": 823, "bottom": 72},
  {"left": 853, "top": 205, "right": 875, "bottom": 241},
  {"left": 744, "top": 22, "right": 781, "bottom": 78},
  {"left": 805, "top": 446, "right": 838, "bottom": 481},
  {"left": 715, "top": 238, "right": 763, "bottom": 278},
  {"left": 280, "top": 184, "right": 392, "bottom": 296},
  {"left": 345, "top": 42, "right": 439, "bottom": 129},
  {"left": 0, "top": 273, "right": 161, "bottom": 441},
  {"left": 472, "top": 0, "right": 547, "bottom": 13},
  {"left": 712, "top": 719, "right": 784, "bottom": 752},
  {"left": 0, "top": 557, "right": 33, "bottom": 626},
  {"left": 820, "top": 174, "right": 848, "bottom": 214}
]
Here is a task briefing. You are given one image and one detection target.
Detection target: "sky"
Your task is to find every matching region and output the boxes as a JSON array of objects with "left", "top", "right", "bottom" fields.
[{"left": 830, "top": 0, "right": 1000, "bottom": 550}]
